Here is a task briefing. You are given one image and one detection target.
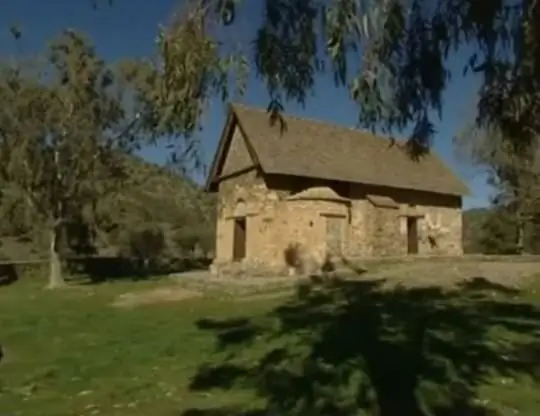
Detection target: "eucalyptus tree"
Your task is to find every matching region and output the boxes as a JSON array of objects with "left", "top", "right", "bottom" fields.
[
  {"left": 456, "top": 123, "right": 540, "bottom": 253},
  {"left": 0, "top": 30, "right": 138, "bottom": 288}
]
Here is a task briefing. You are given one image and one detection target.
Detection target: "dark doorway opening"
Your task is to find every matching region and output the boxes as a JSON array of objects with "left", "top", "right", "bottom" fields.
[
  {"left": 407, "top": 217, "right": 419, "bottom": 254},
  {"left": 233, "top": 217, "right": 246, "bottom": 261}
]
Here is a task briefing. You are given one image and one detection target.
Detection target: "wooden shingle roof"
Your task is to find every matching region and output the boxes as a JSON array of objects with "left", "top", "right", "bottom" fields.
[{"left": 207, "top": 103, "right": 470, "bottom": 196}]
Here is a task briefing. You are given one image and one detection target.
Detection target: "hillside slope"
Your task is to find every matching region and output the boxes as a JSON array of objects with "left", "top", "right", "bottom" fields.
[
  {"left": 0, "top": 157, "right": 216, "bottom": 259},
  {"left": 94, "top": 157, "right": 216, "bottom": 254}
]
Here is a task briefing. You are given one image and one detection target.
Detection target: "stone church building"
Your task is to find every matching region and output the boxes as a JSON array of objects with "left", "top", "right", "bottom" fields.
[{"left": 206, "top": 104, "right": 469, "bottom": 274}]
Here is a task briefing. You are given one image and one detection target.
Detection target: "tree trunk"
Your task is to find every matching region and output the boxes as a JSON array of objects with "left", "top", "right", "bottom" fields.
[
  {"left": 516, "top": 204, "right": 525, "bottom": 255},
  {"left": 516, "top": 217, "right": 525, "bottom": 255},
  {"left": 47, "top": 224, "right": 65, "bottom": 289}
]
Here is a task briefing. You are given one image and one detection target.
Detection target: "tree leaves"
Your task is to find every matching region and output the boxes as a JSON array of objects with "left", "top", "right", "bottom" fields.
[
  {"left": 0, "top": 30, "right": 136, "bottom": 229},
  {"left": 0, "top": 29, "right": 140, "bottom": 283},
  {"left": 115, "top": 0, "right": 250, "bottom": 172},
  {"left": 32, "top": 0, "right": 540, "bottom": 164},
  {"left": 9, "top": 24, "right": 22, "bottom": 40},
  {"left": 212, "top": 0, "right": 238, "bottom": 25},
  {"left": 455, "top": 120, "right": 540, "bottom": 254}
]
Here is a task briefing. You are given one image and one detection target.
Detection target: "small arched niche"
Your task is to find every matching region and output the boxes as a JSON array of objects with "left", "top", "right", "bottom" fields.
[{"left": 233, "top": 198, "right": 247, "bottom": 218}]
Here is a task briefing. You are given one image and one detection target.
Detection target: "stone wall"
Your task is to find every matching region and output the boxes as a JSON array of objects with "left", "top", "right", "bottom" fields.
[
  {"left": 214, "top": 169, "right": 303, "bottom": 273},
  {"left": 282, "top": 199, "right": 348, "bottom": 267},
  {"left": 390, "top": 186, "right": 463, "bottom": 256},
  {"left": 214, "top": 172, "right": 352, "bottom": 275},
  {"left": 214, "top": 168, "right": 267, "bottom": 264},
  {"left": 345, "top": 187, "right": 368, "bottom": 258},
  {"left": 347, "top": 184, "right": 463, "bottom": 258},
  {"left": 213, "top": 171, "right": 464, "bottom": 275},
  {"left": 367, "top": 204, "right": 403, "bottom": 257}
]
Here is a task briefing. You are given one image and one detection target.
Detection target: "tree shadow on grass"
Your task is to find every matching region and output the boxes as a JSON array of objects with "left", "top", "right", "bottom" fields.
[
  {"left": 183, "top": 274, "right": 540, "bottom": 416},
  {"left": 0, "top": 263, "right": 18, "bottom": 287}
]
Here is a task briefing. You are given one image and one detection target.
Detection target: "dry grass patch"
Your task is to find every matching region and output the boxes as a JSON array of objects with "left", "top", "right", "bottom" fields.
[
  {"left": 346, "top": 258, "right": 540, "bottom": 290},
  {"left": 111, "top": 286, "right": 202, "bottom": 308}
]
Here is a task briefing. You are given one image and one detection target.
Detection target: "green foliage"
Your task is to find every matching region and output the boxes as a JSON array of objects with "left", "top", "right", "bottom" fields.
[
  {"left": 0, "top": 184, "right": 34, "bottom": 238},
  {"left": 0, "top": 27, "right": 219, "bottom": 264},
  {"left": 478, "top": 206, "right": 521, "bottom": 255},
  {"left": 194, "top": 226, "right": 215, "bottom": 256},
  {"left": 93, "top": 158, "right": 216, "bottom": 256},
  {"left": 0, "top": 154, "right": 217, "bottom": 261},
  {"left": 118, "top": 1, "right": 249, "bottom": 170},
  {"left": 463, "top": 206, "right": 540, "bottom": 254},
  {"left": 0, "top": 30, "right": 135, "bottom": 214},
  {"left": 172, "top": 227, "right": 200, "bottom": 255},
  {"left": 455, "top": 114, "right": 540, "bottom": 256},
  {"left": 63, "top": 215, "right": 97, "bottom": 256},
  {"left": 121, "top": 225, "right": 166, "bottom": 264},
  {"left": 171, "top": 223, "right": 215, "bottom": 257},
  {"left": 84, "top": 0, "right": 540, "bottom": 162},
  {"left": 462, "top": 208, "right": 488, "bottom": 254},
  {"left": 113, "top": 0, "right": 539, "bottom": 158},
  {"left": 0, "top": 29, "right": 141, "bottom": 286}
]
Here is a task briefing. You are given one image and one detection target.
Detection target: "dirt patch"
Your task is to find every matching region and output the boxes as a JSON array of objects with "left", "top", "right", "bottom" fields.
[
  {"left": 355, "top": 260, "right": 539, "bottom": 289},
  {"left": 112, "top": 286, "right": 202, "bottom": 308},
  {"left": 171, "top": 272, "right": 304, "bottom": 296},
  {"left": 170, "top": 258, "right": 539, "bottom": 295}
]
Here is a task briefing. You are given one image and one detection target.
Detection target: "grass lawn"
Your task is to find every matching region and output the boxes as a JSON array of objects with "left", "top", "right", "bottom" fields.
[
  {"left": 0, "top": 278, "right": 279, "bottom": 416},
  {"left": 1, "top": 269, "right": 540, "bottom": 416}
]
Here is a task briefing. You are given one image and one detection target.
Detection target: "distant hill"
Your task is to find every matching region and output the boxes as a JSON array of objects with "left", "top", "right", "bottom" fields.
[
  {"left": 0, "top": 156, "right": 216, "bottom": 260},
  {"left": 94, "top": 157, "right": 216, "bottom": 254}
]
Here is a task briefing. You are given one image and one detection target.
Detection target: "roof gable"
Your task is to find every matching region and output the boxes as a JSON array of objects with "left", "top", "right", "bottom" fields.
[
  {"left": 206, "top": 108, "right": 259, "bottom": 191},
  {"left": 220, "top": 124, "right": 256, "bottom": 176}
]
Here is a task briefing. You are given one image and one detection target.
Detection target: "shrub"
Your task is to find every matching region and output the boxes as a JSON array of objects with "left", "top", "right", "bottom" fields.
[
  {"left": 172, "top": 226, "right": 200, "bottom": 256},
  {"left": 284, "top": 243, "right": 303, "bottom": 274},
  {"left": 120, "top": 225, "right": 166, "bottom": 270},
  {"left": 171, "top": 224, "right": 215, "bottom": 258}
]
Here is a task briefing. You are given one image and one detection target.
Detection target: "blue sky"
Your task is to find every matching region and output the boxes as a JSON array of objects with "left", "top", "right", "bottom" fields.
[{"left": 0, "top": 0, "right": 492, "bottom": 209}]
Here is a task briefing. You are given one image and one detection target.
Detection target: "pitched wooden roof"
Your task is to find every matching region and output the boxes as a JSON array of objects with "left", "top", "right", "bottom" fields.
[{"left": 207, "top": 103, "right": 470, "bottom": 196}]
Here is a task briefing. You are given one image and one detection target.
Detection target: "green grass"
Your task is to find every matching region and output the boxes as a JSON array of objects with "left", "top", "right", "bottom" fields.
[
  {"left": 0, "top": 279, "right": 277, "bottom": 416},
  {"left": 1, "top": 274, "right": 540, "bottom": 416}
]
